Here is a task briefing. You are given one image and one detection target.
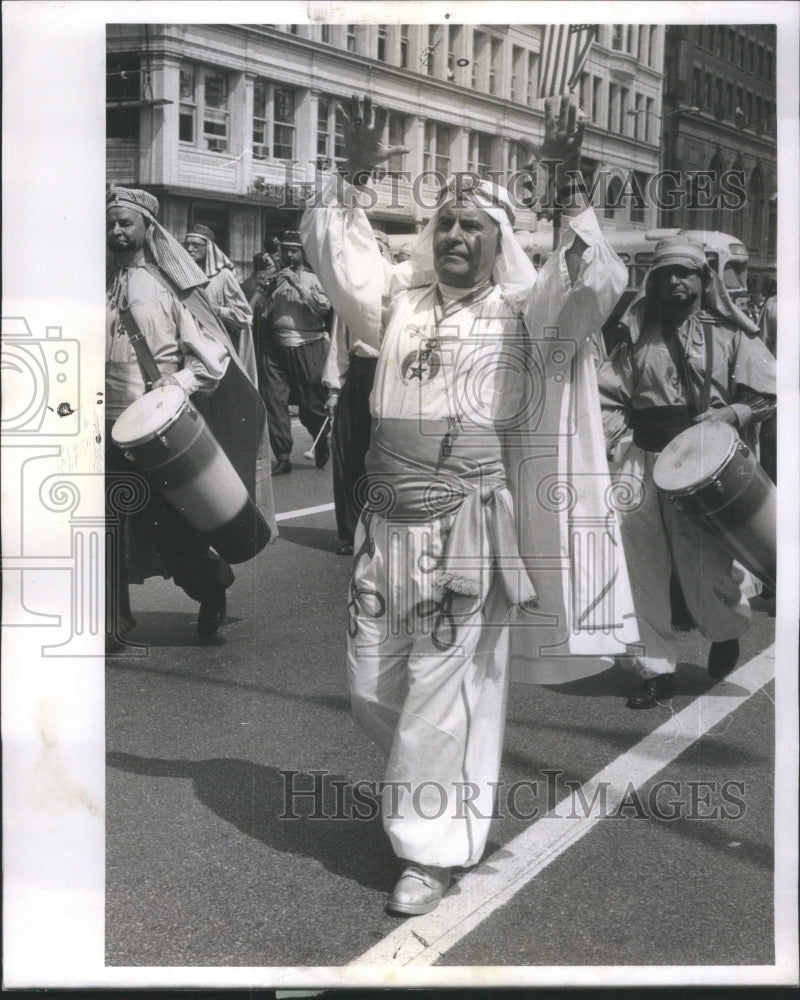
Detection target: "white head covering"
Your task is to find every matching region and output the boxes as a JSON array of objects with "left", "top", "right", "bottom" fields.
[{"left": 405, "top": 177, "right": 536, "bottom": 312}]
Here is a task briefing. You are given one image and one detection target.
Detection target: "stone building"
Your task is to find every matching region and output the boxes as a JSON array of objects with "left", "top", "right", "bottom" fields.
[
  {"left": 661, "top": 24, "right": 777, "bottom": 291},
  {"left": 107, "top": 22, "right": 665, "bottom": 277}
]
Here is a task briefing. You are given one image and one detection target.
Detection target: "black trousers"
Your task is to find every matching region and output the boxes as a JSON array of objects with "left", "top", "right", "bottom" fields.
[
  {"left": 331, "top": 356, "right": 377, "bottom": 543},
  {"left": 105, "top": 435, "right": 233, "bottom": 636},
  {"left": 260, "top": 335, "right": 329, "bottom": 460}
]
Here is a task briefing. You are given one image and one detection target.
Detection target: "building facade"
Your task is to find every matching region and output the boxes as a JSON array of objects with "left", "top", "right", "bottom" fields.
[
  {"left": 107, "top": 22, "right": 664, "bottom": 278},
  {"left": 661, "top": 24, "right": 777, "bottom": 290}
]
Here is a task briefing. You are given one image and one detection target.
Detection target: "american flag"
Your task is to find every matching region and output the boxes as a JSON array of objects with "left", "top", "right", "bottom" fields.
[{"left": 538, "top": 24, "right": 598, "bottom": 99}]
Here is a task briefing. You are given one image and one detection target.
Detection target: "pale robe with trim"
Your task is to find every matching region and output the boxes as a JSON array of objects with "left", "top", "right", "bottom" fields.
[{"left": 301, "top": 182, "right": 637, "bottom": 680}]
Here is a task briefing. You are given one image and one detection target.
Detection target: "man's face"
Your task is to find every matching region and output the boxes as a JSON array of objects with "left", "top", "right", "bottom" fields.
[
  {"left": 654, "top": 265, "right": 703, "bottom": 307},
  {"left": 184, "top": 236, "right": 208, "bottom": 266},
  {"left": 281, "top": 245, "right": 304, "bottom": 269},
  {"left": 106, "top": 207, "right": 148, "bottom": 254},
  {"left": 432, "top": 201, "right": 500, "bottom": 287}
]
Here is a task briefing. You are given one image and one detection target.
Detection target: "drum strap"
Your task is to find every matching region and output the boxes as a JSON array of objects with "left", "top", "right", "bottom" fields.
[
  {"left": 665, "top": 321, "right": 714, "bottom": 417},
  {"left": 119, "top": 305, "right": 162, "bottom": 388}
]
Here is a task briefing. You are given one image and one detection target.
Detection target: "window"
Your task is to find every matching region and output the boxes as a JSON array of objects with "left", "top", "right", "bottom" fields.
[
  {"left": 579, "top": 72, "right": 590, "bottom": 118},
  {"left": 758, "top": 45, "right": 765, "bottom": 78},
  {"left": 449, "top": 26, "right": 462, "bottom": 81},
  {"left": 649, "top": 26, "right": 658, "bottom": 67},
  {"left": 384, "top": 113, "right": 407, "bottom": 176},
  {"left": 715, "top": 77, "right": 724, "bottom": 117},
  {"left": 704, "top": 72, "right": 713, "bottom": 109},
  {"left": 527, "top": 51, "right": 538, "bottom": 104},
  {"left": 468, "top": 131, "right": 493, "bottom": 178},
  {"left": 748, "top": 40, "right": 755, "bottom": 73},
  {"left": 179, "top": 64, "right": 196, "bottom": 143},
  {"left": 423, "top": 122, "right": 451, "bottom": 178},
  {"left": 766, "top": 49, "right": 774, "bottom": 81},
  {"left": 592, "top": 77, "right": 601, "bottom": 123},
  {"left": 633, "top": 93, "right": 643, "bottom": 140},
  {"left": 708, "top": 27, "right": 715, "bottom": 53},
  {"left": 273, "top": 86, "right": 296, "bottom": 159},
  {"left": 645, "top": 97, "right": 654, "bottom": 142},
  {"left": 321, "top": 24, "right": 330, "bottom": 44},
  {"left": 728, "top": 29, "right": 736, "bottom": 62},
  {"left": 107, "top": 52, "right": 140, "bottom": 139},
  {"left": 726, "top": 82, "right": 734, "bottom": 117},
  {"left": 637, "top": 27, "right": 648, "bottom": 63},
  {"left": 316, "top": 96, "right": 348, "bottom": 170},
  {"left": 400, "top": 26, "right": 409, "bottom": 68},
  {"left": 738, "top": 34, "right": 746, "bottom": 69},
  {"left": 377, "top": 25, "right": 387, "bottom": 61},
  {"left": 630, "top": 171, "right": 648, "bottom": 223},
  {"left": 607, "top": 83, "right": 618, "bottom": 131},
  {"left": 692, "top": 68, "right": 702, "bottom": 108},
  {"left": 612, "top": 25, "right": 624, "bottom": 51},
  {"left": 424, "top": 24, "right": 438, "bottom": 76},
  {"left": 202, "top": 71, "right": 229, "bottom": 152},
  {"left": 620, "top": 87, "right": 629, "bottom": 133},
  {"left": 472, "top": 31, "right": 483, "bottom": 89},
  {"left": 252, "top": 79, "right": 296, "bottom": 161},
  {"left": 604, "top": 175, "right": 623, "bottom": 219},
  {"left": 626, "top": 25, "right": 634, "bottom": 53},
  {"left": 346, "top": 25, "right": 357, "bottom": 53},
  {"left": 697, "top": 26, "right": 705, "bottom": 49},
  {"left": 736, "top": 86, "right": 745, "bottom": 115},
  {"left": 489, "top": 38, "right": 502, "bottom": 95}
]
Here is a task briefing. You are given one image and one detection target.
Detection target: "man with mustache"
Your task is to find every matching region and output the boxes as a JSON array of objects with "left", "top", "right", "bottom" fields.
[
  {"left": 598, "top": 236, "right": 776, "bottom": 708},
  {"left": 301, "top": 95, "right": 635, "bottom": 916},
  {"left": 106, "top": 187, "right": 274, "bottom": 644}
]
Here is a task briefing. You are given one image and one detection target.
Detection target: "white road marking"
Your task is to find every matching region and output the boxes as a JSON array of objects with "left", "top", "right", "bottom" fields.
[
  {"left": 349, "top": 646, "right": 776, "bottom": 967},
  {"left": 275, "top": 502, "right": 336, "bottom": 522}
]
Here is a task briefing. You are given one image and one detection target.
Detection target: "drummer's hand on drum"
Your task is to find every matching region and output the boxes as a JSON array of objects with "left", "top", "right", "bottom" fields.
[
  {"left": 693, "top": 405, "right": 738, "bottom": 426},
  {"left": 150, "top": 374, "right": 182, "bottom": 391}
]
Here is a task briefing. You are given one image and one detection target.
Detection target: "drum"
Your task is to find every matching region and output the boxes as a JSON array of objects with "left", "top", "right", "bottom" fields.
[
  {"left": 653, "top": 421, "right": 775, "bottom": 588},
  {"left": 111, "top": 385, "right": 270, "bottom": 564}
]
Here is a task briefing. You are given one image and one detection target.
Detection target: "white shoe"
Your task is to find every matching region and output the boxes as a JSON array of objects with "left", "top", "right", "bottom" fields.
[{"left": 387, "top": 862, "right": 452, "bottom": 916}]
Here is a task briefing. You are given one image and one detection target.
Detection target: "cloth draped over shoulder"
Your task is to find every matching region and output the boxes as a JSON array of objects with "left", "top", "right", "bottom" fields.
[
  {"left": 300, "top": 174, "right": 636, "bottom": 678},
  {"left": 106, "top": 186, "right": 276, "bottom": 537}
]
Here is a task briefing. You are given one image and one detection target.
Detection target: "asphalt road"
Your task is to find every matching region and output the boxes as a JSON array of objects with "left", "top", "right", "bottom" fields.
[{"left": 106, "top": 423, "right": 778, "bottom": 973}]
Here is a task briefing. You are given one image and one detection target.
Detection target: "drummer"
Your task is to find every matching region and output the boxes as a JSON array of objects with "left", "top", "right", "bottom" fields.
[
  {"left": 598, "top": 235, "right": 776, "bottom": 709},
  {"left": 106, "top": 186, "right": 273, "bottom": 645}
]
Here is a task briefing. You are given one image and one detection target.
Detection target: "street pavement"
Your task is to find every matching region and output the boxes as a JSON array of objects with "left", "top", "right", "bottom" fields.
[{"left": 106, "top": 422, "right": 779, "bottom": 974}]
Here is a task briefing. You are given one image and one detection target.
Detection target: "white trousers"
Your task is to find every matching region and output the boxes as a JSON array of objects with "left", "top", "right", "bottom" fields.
[
  {"left": 346, "top": 511, "right": 510, "bottom": 869},
  {"left": 618, "top": 446, "right": 751, "bottom": 677}
]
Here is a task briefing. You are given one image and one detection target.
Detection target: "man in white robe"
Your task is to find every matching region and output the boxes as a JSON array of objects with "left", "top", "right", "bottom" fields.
[{"left": 301, "top": 95, "right": 635, "bottom": 915}]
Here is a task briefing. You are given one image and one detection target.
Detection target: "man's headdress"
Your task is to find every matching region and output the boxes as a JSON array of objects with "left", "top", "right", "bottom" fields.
[{"left": 106, "top": 186, "right": 207, "bottom": 291}]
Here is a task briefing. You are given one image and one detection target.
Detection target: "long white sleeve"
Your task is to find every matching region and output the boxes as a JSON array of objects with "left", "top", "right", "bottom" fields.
[
  {"left": 524, "top": 208, "right": 628, "bottom": 341},
  {"left": 299, "top": 175, "right": 386, "bottom": 351}
]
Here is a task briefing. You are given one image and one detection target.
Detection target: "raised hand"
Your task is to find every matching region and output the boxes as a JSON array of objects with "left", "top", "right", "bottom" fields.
[
  {"left": 536, "top": 94, "right": 585, "bottom": 173},
  {"left": 521, "top": 94, "right": 587, "bottom": 218},
  {"left": 338, "top": 94, "right": 410, "bottom": 184}
]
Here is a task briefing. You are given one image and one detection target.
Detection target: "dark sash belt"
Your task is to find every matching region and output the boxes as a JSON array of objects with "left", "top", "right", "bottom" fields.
[{"left": 629, "top": 405, "right": 693, "bottom": 452}]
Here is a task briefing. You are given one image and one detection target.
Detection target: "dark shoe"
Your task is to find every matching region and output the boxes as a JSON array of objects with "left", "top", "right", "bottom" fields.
[
  {"left": 336, "top": 541, "right": 354, "bottom": 556},
  {"left": 626, "top": 673, "right": 674, "bottom": 710},
  {"left": 271, "top": 458, "right": 292, "bottom": 476},
  {"left": 708, "top": 638, "right": 740, "bottom": 679},
  {"left": 314, "top": 437, "right": 330, "bottom": 469},
  {"left": 387, "top": 863, "right": 452, "bottom": 916},
  {"left": 198, "top": 587, "right": 227, "bottom": 637}
]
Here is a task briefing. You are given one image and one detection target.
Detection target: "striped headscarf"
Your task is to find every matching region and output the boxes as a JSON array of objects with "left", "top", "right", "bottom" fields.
[{"left": 106, "top": 186, "right": 208, "bottom": 291}]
